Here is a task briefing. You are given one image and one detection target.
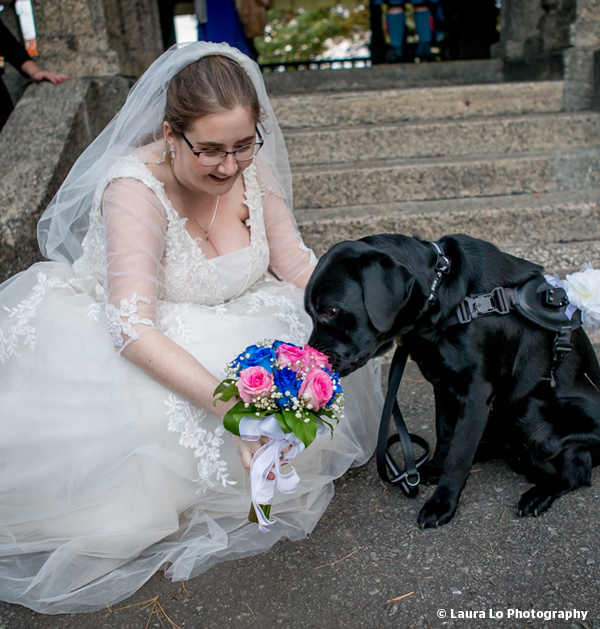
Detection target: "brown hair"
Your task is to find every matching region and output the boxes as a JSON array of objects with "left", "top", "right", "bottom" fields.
[{"left": 164, "top": 55, "right": 263, "bottom": 135}]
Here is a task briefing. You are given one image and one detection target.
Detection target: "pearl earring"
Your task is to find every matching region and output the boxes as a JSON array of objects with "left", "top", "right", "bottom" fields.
[{"left": 169, "top": 145, "right": 176, "bottom": 160}]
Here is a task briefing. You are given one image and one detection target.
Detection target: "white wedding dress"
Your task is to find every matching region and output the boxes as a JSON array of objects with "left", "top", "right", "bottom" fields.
[{"left": 0, "top": 156, "right": 383, "bottom": 614}]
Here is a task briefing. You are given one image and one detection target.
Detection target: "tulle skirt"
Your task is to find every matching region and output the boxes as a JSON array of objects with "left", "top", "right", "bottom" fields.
[{"left": 0, "top": 262, "right": 383, "bottom": 614}]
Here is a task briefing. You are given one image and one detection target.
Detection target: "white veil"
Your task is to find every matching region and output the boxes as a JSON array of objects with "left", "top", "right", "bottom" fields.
[{"left": 37, "top": 42, "right": 295, "bottom": 265}]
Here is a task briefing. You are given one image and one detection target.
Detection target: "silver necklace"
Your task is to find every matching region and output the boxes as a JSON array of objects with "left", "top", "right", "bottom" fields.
[{"left": 175, "top": 177, "right": 220, "bottom": 243}]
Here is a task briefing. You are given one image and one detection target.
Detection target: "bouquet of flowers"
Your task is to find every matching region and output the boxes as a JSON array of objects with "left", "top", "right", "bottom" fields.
[
  {"left": 214, "top": 340, "right": 344, "bottom": 530},
  {"left": 546, "top": 263, "right": 600, "bottom": 330}
]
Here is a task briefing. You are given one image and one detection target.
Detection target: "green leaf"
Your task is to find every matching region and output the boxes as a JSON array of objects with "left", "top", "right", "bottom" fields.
[
  {"left": 274, "top": 411, "right": 294, "bottom": 434},
  {"left": 318, "top": 408, "right": 340, "bottom": 424},
  {"left": 318, "top": 416, "right": 335, "bottom": 436},
  {"left": 222, "top": 400, "right": 248, "bottom": 435},
  {"left": 214, "top": 379, "right": 235, "bottom": 396},
  {"left": 232, "top": 407, "right": 269, "bottom": 422},
  {"left": 281, "top": 409, "right": 318, "bottom": 447},
  {"left": 213, "top": 380, "right": 240, "bottom": 405}
]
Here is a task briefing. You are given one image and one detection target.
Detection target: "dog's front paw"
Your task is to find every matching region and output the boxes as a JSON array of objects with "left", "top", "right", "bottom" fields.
[
  {"left": 418, "top": 492, "right": 458, "bottom": 529},
  {"left": 517, "top": 486, "right": 556, "bottom": 517},
  {"left": 419, "top": 463, "right": 443, "bottom": 486}
]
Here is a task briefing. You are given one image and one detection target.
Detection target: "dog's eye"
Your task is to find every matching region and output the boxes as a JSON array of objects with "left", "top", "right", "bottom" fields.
[{"left": 321, "top": 308, "right": 339, "bottom": 319}]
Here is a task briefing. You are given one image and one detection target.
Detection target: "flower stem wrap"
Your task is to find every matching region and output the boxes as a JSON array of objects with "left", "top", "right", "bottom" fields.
[{"left": 239, "top": 415, "right": 327, "bottom": 531}]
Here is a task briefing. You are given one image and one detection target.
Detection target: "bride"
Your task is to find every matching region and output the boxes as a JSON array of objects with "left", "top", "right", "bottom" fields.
[{"left": 0, "top": 42, "right": 383, "bottom": 614}]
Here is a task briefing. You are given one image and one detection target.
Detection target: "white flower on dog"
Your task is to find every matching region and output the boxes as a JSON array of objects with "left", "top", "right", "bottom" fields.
[{"left": 562, "top": 263, "right": 600, "bottom": 330}]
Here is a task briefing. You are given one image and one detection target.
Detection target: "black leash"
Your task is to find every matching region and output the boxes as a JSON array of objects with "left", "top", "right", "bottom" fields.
[
  {"left": 376, "top": 241, "right": 449, "bottom": 495},
  {"left": 376, "top": 342, "right": 430, "bottom": 496}
]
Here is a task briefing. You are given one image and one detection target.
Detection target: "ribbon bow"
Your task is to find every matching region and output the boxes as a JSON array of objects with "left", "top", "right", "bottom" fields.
[{"left": 239, "top": 415, "right": 327, "bottom": 531}]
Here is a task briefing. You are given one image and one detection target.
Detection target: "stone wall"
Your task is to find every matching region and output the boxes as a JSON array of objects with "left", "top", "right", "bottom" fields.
[
  {"left": 30, "top": 0, "right": 162, "bottom": 78},
  {"left": 0, "top": 0, "right": 163, "bottom": 282},
  {"left": 499, "top": 0, "right": 576, "bottom": 80},
  {"left": 563, "top": 0, "right": 600, "bottom": 110},
  {"left": 0, "top": 77, "right": 131, "bottom": 283},
  {"left": 498, "top": 0, "right": 600, "bottom": 110}
]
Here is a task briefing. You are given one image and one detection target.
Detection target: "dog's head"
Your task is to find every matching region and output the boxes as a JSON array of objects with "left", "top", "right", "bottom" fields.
[{"left": 305, "top": 239, "right": 425, "bottom": 376}]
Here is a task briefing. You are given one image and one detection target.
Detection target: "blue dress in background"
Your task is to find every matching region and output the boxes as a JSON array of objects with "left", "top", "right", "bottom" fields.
[{"left": 198, "top": 0, "right": 251, "bottom": 57}]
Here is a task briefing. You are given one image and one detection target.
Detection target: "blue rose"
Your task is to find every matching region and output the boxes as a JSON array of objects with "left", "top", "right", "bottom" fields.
[
  {"left": 324, "top": 369, "right": 343, "bottom": 406},
  {"left": 233, "top": 345, "right": 277, "bottom": 372},
  {"left": 273, "top": 367, "right": 301, "bottom": 408},
  {"left": 272, "top": 340, "right": 299, "bottom": 350}
]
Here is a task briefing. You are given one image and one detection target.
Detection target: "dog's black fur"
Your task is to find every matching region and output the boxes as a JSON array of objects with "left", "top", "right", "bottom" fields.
[{"left": 305, "top": 234, "right": 600, "bottom": 528}]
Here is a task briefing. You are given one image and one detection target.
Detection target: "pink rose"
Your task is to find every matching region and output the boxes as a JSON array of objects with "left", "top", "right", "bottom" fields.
[
  {"left": 304, "top": 346, "right": 333, "bottom": 372},
  {"left": 298, "top": 369, "right": 334, "bottom": 411},
  {"left": 237, "top": 366, "right": 274, "bottom": 403},
  {"left": 275, "top": 344, "right": 308, "bottom": 372}
]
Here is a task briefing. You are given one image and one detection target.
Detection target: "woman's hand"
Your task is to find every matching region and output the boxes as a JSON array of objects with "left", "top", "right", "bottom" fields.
[
  {"left": 231, "top": 434, "right": 291, "bottom": 481},
  {"left": 20, "top": 61, "right": 69, "bottom": 84},
  {"left": 31, "top": 69, "right": 69, "bottom": 84}
]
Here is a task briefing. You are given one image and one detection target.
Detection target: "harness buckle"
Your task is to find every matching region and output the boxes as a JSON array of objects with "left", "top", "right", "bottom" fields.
[
  {"left": 492, "top": 286, "right": 510, "bottom": 314},
  {"left": 456, "top": 287, "right": 510, "bottom": 323},
  {"left": 553, "top": 327, "right": 574, "bottom": 363}
]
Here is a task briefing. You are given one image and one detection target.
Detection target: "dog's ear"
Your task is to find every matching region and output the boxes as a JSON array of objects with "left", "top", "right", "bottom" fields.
[{"left": 359, "top": 253, "right": 415, "bottom": 333}]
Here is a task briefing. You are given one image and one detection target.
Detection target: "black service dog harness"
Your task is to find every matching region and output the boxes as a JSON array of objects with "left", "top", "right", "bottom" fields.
[{"left": 377, "top": 241, "right": 583, "bottom": 496}]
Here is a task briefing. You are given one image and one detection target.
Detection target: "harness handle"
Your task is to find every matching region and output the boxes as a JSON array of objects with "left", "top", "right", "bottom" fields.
[{"left": 376, "top": 344, "right": 431, "bottom": 497}]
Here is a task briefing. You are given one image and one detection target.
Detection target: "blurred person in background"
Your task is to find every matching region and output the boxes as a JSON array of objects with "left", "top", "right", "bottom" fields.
[
  {"left": 372, "top": 0, "right": 437, "bottom": 63},
  {"left": 197, "top": 0, "right": 270, "bottom": 61},
  {"left": 0, "top": 16, "right": 68, "bottom": 131}
]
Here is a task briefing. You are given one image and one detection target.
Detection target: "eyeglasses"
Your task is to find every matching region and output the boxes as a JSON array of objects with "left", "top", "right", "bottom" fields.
[{"left": 181, "top": 127, "right": 264, "bottom": 166}]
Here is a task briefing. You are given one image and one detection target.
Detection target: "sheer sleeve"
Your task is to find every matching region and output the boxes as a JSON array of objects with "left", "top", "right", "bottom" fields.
[
  {"left": 102, "top": 178, "right": 167, "bottom": 352},
  {"left": 260, "top": 167, "right": 317, "bottom": 287}
]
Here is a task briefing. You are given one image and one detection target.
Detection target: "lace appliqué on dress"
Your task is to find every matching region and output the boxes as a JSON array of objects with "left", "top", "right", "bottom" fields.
[
  {"left": 0, "top": 272, "right": 70, "bottom": 363},
  {"left": 245, "top": 290, "right": 308, "bottom": 346},
  {"left": 165, "top": 394, "right": 236, "bottom": 493},
  {"left": 157, "top": 301, "right": 194, "bottom": 343},
  {"left": 106, "top": 293, "right": 154, "bottom": 348}
]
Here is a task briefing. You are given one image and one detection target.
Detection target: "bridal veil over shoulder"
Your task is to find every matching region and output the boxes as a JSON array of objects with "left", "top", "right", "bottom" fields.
[{"left": 0, "top": 43, "right": 383, "bottom": 614}]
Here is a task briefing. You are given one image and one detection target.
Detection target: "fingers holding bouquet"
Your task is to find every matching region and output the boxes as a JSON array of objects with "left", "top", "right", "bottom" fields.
[{"left": 231, "top": 434, "right": 291, "bottom": 481}]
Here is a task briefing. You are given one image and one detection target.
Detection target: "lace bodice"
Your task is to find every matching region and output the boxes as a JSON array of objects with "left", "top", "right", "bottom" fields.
[
  {"left": 70, "top": 156, "right": 316, "bottom": 351},
  {"left": 73, "top": 156, "right": 270, "bottom": 307}
]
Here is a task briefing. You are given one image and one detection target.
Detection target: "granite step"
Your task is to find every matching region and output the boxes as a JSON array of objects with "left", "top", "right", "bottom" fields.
[
  {"left": 296, "top": 189, "right": 600, "bottom": 261},
  {"left": 292, "top": 148, "right": 600, "bottom": 210},
  {"left": 506, "top": 239, "right": 600, "bottom": 275},
  {"left": 284, "top": 112, "right": 600, "bottom": 166},
  {"left": 264, "top": 58, "right": 503, "bottom": 96},
  {"left": 302, "top": 230, "right": 600, "bottom": 277},
  {"left": 271, "top": 81, "right": 564, "bottom": 130}
]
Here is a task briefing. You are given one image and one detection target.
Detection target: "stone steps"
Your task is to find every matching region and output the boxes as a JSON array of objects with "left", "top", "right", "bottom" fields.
[
  {"left": 296, "top": 189, "right": 600, "bottom": 274},
  {"left": 292, "top": 147, "right": 600, "bottom": 209},
  {"left": 505, "top": 239, "right": 600, "bottom": 274},
  {"left": 264, "top": 58, "right": 503, "bottom": 96},
  {"left": 284, "top": 112, "right": 600, "bottom": 166},
  {"left": 274, "top": 72, "right": 599, "bottom": 278},
  {"left": 271, "top": 81, "right": 564, "bottom": 129}
]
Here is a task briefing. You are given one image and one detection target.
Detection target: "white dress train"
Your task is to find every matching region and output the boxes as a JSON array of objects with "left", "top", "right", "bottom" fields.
[{"left": 0, "top": 157, "right": 383, "bottom": 614}]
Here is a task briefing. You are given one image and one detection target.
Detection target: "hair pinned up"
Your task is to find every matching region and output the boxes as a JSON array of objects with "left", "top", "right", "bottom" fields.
[{"left": 164, "top": 55, "right": 264, "bottom": 135}]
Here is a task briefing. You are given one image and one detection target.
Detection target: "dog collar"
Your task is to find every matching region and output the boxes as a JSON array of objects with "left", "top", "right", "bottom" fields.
[{"left": 420, "top": 241, "right": 452, "bottom": 315}]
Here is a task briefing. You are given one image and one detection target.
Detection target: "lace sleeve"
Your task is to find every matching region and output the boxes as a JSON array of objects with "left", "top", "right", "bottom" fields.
[
  {"left": 102, "top": 178, "right": 167, "bottom": 351},
  {"left": 260, "top": 166, "right": 317, "bottom": 287}
]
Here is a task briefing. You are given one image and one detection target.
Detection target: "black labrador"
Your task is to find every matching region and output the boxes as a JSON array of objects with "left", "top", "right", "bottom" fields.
[{"left": 305, "top": 234, "right": 600, "bottom": 528}]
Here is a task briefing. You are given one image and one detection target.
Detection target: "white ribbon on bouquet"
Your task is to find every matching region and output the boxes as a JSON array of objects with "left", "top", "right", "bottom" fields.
[{"left": 239, "top": 415, "right": 328, "bottom": 532}]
